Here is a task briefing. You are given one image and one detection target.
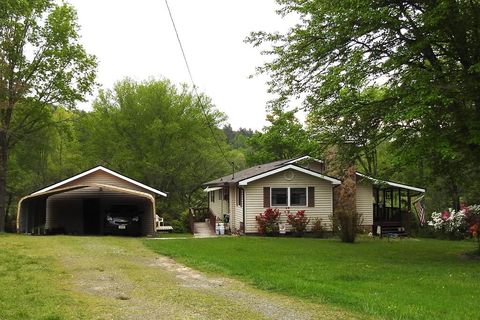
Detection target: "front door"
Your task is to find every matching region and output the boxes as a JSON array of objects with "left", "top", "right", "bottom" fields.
[{"left": 83, "top": 198, "right": 100, "bottom": 234}]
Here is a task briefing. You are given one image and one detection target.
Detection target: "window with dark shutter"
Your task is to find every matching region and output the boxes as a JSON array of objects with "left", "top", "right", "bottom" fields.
[
  {"left": 263, "top": 187, "right": 270, "bottom": 207},
  {"left": 290, "top": 188, "right": 307, "bottom": 206},
  {"left": 237, "top": 188, "right": 243, "bottom": 207},
  {"left": 308, "top": 187, "right": 315, "bottom": 207}
]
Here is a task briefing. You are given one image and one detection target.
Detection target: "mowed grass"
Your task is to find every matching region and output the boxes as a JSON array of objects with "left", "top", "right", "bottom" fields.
[
  {"left": 0, "top": 234, "right": 109, "bottom": 320},
  {"left": 145, "top": 236, "right": 480, "bottom": 320}
]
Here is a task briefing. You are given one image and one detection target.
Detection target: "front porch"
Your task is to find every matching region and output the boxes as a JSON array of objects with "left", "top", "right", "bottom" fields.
[{"left": 372, "top": 187, "right": 420, "bottom": 237}]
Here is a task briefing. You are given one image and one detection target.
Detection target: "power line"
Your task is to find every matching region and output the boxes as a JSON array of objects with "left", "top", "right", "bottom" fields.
[{"left": 163, "top": 0, "right": 232, "bottom": 167}]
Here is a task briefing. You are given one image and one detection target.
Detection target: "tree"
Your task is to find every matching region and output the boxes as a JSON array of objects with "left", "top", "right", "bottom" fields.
[
  {"left": 0, "top": 0, "right": 97, "bottom": 231},
  {"left": 247, "top": 108, "right": 315, "bottom": 164},
  {"left": 248, "top": 0, "right": 480, "bottom": 209},
  {"left": 78, "top": 78, "right": 230, "bottom": 216}
]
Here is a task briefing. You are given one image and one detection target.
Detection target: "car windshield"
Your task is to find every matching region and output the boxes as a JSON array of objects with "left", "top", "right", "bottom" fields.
[{"left": 109, "top": 205, "right": 137, "bottom": 217}]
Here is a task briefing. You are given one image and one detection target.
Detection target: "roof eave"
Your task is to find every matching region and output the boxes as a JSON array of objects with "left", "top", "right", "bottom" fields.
[
  {"left": 31, "top": 166, "right": 167, "bottom": 197},
  {"left": 238, "top": 164, "right": 341, "bottom": 186}
]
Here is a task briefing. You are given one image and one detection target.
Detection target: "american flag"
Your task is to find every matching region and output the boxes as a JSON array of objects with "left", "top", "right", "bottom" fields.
[{"left": 414, "top": 196, "right": 426, "bottom": 226}]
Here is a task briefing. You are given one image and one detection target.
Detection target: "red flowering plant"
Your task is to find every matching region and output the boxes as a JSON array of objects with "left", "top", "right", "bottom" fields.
[
  {"left": 286, "top": 210, "right": 310, "bottom": 236},
  {"left": 256, "top": 208, "right": 281, "bottom": 235},
  {"left": 466, "top": 204, "right": 480, "bottom": 253}
]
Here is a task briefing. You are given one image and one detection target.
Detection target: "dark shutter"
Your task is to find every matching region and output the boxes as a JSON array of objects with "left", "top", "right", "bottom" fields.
[
  {"left": 308, "top": 187, "right": 315, "bottom": 207},
  {"left": 263, "top": 187, "right": 270, "bottom": 208}
]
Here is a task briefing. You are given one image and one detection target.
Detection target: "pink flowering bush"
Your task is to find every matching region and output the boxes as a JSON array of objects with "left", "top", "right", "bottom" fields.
[
  {"left": 428, "top": 204, "right": 480, "bottom": 246},
  {"left": 286, "top": 210, "right": 310, "bottom": 236},
  {"left": 466, "top": 205, "right": 480, "bottom": 253},
  {"left": 428, "top": 208, "right": 468, "bottom": 239},
  {"left": 256, "top": 208, "right": 281, "bottom": 235}
]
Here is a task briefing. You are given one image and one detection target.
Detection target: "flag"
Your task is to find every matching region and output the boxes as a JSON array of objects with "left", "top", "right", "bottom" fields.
[{"left": 414, "top": 196, "right": 426, "bottom": 226}]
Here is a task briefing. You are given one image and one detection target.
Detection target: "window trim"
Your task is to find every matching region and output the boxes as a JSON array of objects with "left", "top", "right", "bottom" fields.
[
  {"left": 290, "top": 187, "right": 308, "bottom": 207},
  {"left": 270, "top": 187, "right": 308, "bottom": 207}
]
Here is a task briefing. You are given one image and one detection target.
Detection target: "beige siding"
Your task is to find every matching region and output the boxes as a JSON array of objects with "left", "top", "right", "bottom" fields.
[
  {"left": 235, "top": 188, "right": 244, "bottom": 231},
  {"left": 356, "top": 182, "right": 373, "bottom": 226},
  {"left": 227, "top": 186, "right": 244, "bottom": 231},
  {"left": 46, "top": 186, "right": 155, "bottom": 235},
  {"left": 229, "top": 185, "right": 236, "bottom": 230},
  {"left": 60, "top": 170, "right": 157, "bottom": 197},
  {"left": 244, "top": 169, "right": 334, "bottom": 233},
  {"left": 208, "top": 189, "right": 228, "bottom": 221}
]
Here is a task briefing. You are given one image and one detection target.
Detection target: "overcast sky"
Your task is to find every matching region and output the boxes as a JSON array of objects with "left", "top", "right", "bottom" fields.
[{"left": 68, "top": 0, "right": 295, "bottom": 130}]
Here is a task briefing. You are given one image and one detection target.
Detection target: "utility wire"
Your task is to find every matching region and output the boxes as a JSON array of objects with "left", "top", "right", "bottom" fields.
[{"left": 163, "top": 0, "right": 232, "bottom": 167}]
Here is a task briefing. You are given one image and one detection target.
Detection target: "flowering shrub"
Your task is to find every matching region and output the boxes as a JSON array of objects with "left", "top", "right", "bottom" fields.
[
  {"left": 256, "top": 208, "right": 281, "bottom": 235},
  {"left": 428, "top": 208, "right": 468, "bottom": 239},
  {"left": 286, "top": 210, "right": 310, "bottom": 236},
  {"left": 466, "top": 205, "right": 480, "bottom": 253},
  {"left": 428, "top": 204, "right": 480, "bottom": 246}
]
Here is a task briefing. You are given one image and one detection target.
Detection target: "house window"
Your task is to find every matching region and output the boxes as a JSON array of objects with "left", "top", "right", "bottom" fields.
[
  {"left": 223, "top": 187, "right": 229, "bottom": 201},
  {"left": 237, "top": 188, "right": 243, "bottom": 207},
  {"left": 270, "top": 187, "right": 308, "bottom": 207},
  {"left": 271, "top": 188, "right": 288, "bottom": 206},
  {"left": 290, "top": 188, "right": 307, "bottom": 206},
  {"left": 210, "top": 191, "right": 215, "bottom": 203}
]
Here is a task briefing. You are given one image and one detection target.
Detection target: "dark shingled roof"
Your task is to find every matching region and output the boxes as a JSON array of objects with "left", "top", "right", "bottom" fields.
[{"left": 203, "top": 158, "right": 294, "bottom": 187}]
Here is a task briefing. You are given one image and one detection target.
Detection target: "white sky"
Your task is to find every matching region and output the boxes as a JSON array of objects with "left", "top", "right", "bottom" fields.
[{"left": 68, "top": 0, "right": 296, "bottom": 130}]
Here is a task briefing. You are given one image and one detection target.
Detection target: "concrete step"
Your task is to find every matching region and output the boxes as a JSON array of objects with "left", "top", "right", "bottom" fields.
[{"left": 193, "top": 222, "right": 216, "bottom": 237}]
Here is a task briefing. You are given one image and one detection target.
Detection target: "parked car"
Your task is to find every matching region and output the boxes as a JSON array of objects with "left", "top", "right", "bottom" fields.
[{"left": 104, "top": 205, "right": 142, "bottom": 236}]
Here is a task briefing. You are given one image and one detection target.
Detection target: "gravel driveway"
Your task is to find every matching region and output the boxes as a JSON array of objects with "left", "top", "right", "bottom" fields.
[{"left": 50, "top": 237, "right": 365, "bottom": 320}]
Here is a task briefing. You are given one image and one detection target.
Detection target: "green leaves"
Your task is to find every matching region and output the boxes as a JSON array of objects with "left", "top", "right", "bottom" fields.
[
  {"left": 246, "top": 108, "right": 315, "bottom": 165},
  {"left": 250, "top": 0, "right": 480, "bottom": 208},
  {"left": 79, "top": 79, "right": 231, "bottom": 214}
]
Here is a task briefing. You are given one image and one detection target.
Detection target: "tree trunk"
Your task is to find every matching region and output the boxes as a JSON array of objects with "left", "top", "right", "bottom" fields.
[{"left": 0, "top": 134, "right": 8, "bottom": 232}]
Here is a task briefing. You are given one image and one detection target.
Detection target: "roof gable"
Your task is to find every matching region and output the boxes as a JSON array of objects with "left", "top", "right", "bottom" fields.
[
  {"left": 203, "top": 156, "right": 332, "bottom": 187},
  {"left": 31, "top": 166, "right": 167, "bottom": 197},
  {"left": 238, "top": 164, "right": 341, "bottom": 186}
]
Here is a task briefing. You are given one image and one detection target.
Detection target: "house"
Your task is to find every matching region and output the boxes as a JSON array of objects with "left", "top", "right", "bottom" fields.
[
  {"left": 17, "top": 166, "right": 167, "bottom": 236},
  {"left": 202, "top": 156, "right": 425, "bottom": 235}
]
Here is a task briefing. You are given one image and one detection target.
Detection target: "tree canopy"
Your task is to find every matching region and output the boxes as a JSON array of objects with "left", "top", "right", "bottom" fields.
[
  {"left": 247, "top": 108, "right": 315, "bottom": 165},
  {"left": 248, "top": 0, "right": 480, "bottom": 209},
  {"left": 0, "top": 0, "right": 97, "bottom": 231}
]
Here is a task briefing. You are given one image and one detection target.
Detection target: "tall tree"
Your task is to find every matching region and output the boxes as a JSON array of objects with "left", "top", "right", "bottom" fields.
[
  {"left": 247, "top": 108, "right": 315, "bottom": 164},
  {"left": 248, "top": 0, "right": 480, "bottom": 208},
  {"left": 78, "top": 79, "right": 230, "bottom": 215},
  {"left": 0, "top": 0, "right": 96, "bottom": 231}
]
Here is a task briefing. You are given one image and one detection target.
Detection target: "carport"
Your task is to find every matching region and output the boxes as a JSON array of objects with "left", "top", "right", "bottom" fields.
[{"left": 17, "top": 166, "right": 167, "bottom": 236}]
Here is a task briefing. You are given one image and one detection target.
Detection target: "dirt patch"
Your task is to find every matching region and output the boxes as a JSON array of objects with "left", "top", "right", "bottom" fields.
[
  {"left": 148, "top": 256, "right": 350, "bottom": 320},
  {"left": 150, "top": 256, "right": 225, "bottom": 290}
]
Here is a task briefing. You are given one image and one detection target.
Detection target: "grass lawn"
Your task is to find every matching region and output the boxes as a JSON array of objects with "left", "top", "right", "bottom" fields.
[
  {"left": 1, "top": 234, "right": 361, "bottom": 320},
  {"left": 0, "top": 234, "right": 110, "bottom": 320},
  {"left": 145, "top": 236, "right": 480, "bottom": 320}
]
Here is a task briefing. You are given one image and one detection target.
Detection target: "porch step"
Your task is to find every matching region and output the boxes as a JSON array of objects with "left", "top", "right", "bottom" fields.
[
  {"left": 193, "top": 222, "right": 216, "bottom": 238},
  {"left": 376, "top": 225, "right": 407, "bottom": 237}
]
